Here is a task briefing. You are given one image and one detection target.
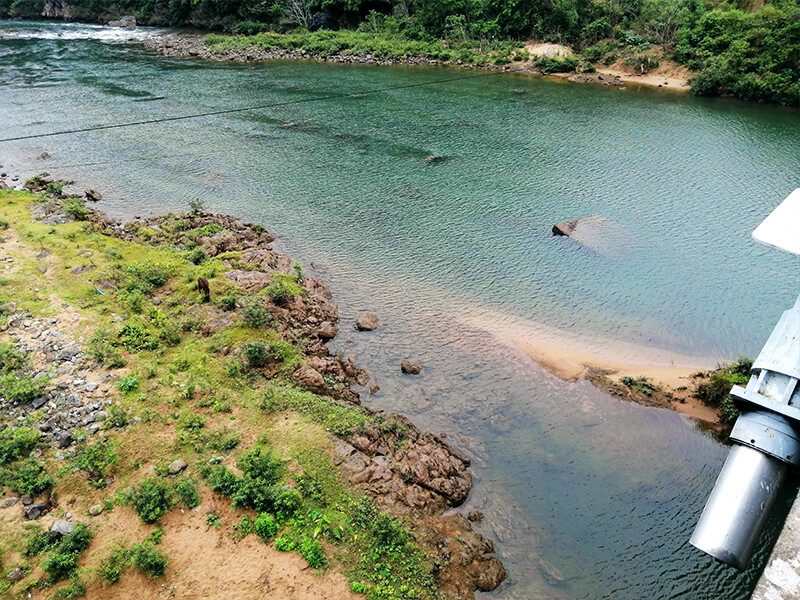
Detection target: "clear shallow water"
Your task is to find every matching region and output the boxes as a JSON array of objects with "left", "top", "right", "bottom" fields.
[{"left": 2, "top": 20, "right": 800, "bottom": 599}]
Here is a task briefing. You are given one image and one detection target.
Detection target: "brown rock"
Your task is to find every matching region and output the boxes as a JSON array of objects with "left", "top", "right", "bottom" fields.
[
  {"left": 467, "top": 510, "right": 484, "bottom": 523},
  {"left": 224, "top": 270, "right": 272, "bottom": 291},
  {"left": 84, "top": 189, "right": 102, "bottom": 201},
  {"left": 401, "top": 360, "right": 423, "bottom": 375},
  {"left": 316, "top": 321, "right": 338, "bottom": 340},
  {"left": 355, "top": 313, "right": 380, "bottom": 331},
  {"left": 291, "top": 365, "right": 327, "bottom": 393}
]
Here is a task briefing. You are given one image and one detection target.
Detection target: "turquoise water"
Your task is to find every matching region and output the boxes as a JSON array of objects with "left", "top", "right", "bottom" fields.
[{"left": 2, "top": 20, "right": 800, "bottom": 599}]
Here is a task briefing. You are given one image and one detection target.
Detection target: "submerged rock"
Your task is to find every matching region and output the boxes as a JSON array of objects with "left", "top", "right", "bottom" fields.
[
  {"left": 355, "top": 313, "right": 380, "bottom": 331},
  {"left": 552, "top": 214, "right": 627, "bottom": 257}
]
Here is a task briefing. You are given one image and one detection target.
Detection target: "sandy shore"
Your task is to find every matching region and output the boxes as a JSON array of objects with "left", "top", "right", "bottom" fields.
[{"left": 460, "top": 309, "right": 725, "bottom": 423}]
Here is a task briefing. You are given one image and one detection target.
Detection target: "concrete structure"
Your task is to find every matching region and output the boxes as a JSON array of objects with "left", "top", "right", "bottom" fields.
[{"left": 752, "top": 500, "right": 800, "bottom": 600}]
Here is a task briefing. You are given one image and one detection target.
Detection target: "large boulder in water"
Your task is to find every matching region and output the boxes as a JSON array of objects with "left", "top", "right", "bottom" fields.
[{"left": 552, "top": 214, "right": 627, "bottom": 257}]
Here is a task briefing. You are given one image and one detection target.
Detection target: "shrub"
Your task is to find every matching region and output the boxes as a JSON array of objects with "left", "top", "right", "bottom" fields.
[
  {"left": 0, "top": 342, "right": 29, "bottom": 372},
  {"left": 62, "top": 198, "right": 89, "bottom": 220},
  {"left": 42, "top": 524, "right": 93, "bottom": 583},
  {"left": 274, "top": 535, "right": 296, "bottom": 552},
  {"left": 53, "top": 576, "right": 86, "bottom": 599},
  {"left": 116, "top": 373, "right": 140, "bottom": 393},
  {"left": 299, "top": 538, "right": 326, "bottom": 568},
  {"left": 264, "top": 273, "right": 306, "bottom": 305},
  {"left": 218, "top": 295, "right": 237, "bottom": 311},
  {"left": 242, "top": 302, "right": 272, "bottom": 329},
  {"left": 205, "top": 465, "right": 241, "bottom": 496},
  {"left": 75, "top": 440, "right": 118, "bottom": 487},
  {"left": 130, "top": 542, "right": 168, "bottom": 577},
  {"left": 24, "top": 530, "right": 61, "bottom": 557},
  {"left": 3, "top": 458, "right": 55, "bottom": 496},
  {"left": 243, "top": 341, "right": 270, "bottom": 368},
  {"left": 118, "top": 325, "right": 159, "bottom": 352},
  {"left": 0, "top": 426, "right": 39, "bottom": 465},
  {"left": 99, "top": 544, "right": 130, "bottom": 584},
  {"left": 88, "top": 329, "right": 126, "bottom": 368},
  {"left": 186, "top": 248, "right": 207, "bottom": 265},
  {"left": 127, "top": 479, "right": 174, "bottom": 523},
  {"left": 125, "top": 261, "right": 172, "bottom": 293},
  {"left": 104, "top": 404, "right": 131, "bottom": 429},
  {"left": 0, "top": 373, "right": 46, "bottom": 402},
  {"left": 188, "top": 198, "right": 205, "bottom": 214},
  {"left": 173, "top": 479, "right": 201, "bottom": 509},
  {"left": 622, "top": 52, "right": 660, "bottom": 74},
  {"left": 254, "top": 513, "right": 278, "bottom": 540},
  {"left": 535, "top": 55, "right": 580, "bottom": 74}
]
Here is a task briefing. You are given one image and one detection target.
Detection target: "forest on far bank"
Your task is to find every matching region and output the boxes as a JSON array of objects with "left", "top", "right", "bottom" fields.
[{"left": 2, "top": 0, "right": 799, "bottom": 105}]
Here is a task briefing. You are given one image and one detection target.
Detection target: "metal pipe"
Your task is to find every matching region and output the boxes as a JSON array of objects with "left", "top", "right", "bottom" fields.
[{"left": 691, "top": 444, "right": 787, "bottom": 569}]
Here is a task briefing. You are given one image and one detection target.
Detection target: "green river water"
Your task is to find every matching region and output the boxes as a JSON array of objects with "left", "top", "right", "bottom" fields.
[{"left": 2, "top": 20, "right": 800, "bottom": 599}]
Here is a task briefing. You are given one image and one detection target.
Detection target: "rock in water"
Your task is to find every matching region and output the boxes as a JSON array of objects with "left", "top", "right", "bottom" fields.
[
  {"left": 355, "top": 313, "right": 380, "bottom": 331},
  {"left": 552, "top": 214, "right": 627, "bottom": 257},
  {"left": 401, "top": 360, "right": 423, "bottom": 375},
  {"left": 84, "top": 189, "right": 102, "bottom": 202}
]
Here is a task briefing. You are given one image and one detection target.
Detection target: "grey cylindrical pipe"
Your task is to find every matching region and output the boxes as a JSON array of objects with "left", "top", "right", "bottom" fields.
[{"left": 690, "top": 444, "right": 787, "bottom": 570}]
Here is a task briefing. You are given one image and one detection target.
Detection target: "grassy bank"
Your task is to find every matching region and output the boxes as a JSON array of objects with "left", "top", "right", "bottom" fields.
[{"left": 0, "top": 187, "right": 498, "bottom": 599}]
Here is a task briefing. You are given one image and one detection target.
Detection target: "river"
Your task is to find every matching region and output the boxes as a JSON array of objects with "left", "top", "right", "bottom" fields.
[{"left": 2, "top": 20, "right": 800, "bottom": 599}]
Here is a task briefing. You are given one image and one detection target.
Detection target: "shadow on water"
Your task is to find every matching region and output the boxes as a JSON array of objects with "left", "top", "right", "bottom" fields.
[{"left": 3, "top": 21, "right": 800, "bottom": 600}]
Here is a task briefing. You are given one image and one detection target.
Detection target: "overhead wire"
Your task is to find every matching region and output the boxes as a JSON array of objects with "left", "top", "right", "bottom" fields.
[{"left": 0, "top": 65, "right": 535, "bottom": 143}]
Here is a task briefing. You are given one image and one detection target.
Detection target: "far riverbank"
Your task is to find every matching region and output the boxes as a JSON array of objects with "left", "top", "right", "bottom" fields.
[{"left": 142, "top": 32, "right": 692, "bottom": 93}]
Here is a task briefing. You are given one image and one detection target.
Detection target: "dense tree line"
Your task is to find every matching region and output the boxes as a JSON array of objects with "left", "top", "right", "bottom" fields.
[{"left": 1, "top": 0, "right": 798, "bottom": 104}]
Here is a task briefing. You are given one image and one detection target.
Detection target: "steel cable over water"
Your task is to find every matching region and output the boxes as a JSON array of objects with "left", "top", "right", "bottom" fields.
[{"left": 0, "top": 66, "right": 534, "bottom": 143}]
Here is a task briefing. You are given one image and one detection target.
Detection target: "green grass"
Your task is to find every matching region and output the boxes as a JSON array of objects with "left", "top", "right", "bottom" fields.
[
  {"left": 204, "top": 29, "right": 525, "bottom": 65},
  {"left": 0, "top": 190, "right": 447, "bottom": 598}
]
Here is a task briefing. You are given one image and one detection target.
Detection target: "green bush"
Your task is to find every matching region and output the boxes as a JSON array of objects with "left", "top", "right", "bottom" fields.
[
  {"left": 130, "top": 542, "right": 168, "bottom": 577},
  {"left": 534, "top": 55, "right": 581, "bottom": 74},
  {"left": 53, "top": 576, "right": 86, "bottom": 599},
  {"left": 274, "top": 535, "right": 296, "bottom": 552},
  {"left": 0, "top": 373, "right": 46, "bottom": 402},
  {"left": 88, "top": 329, "right": 126, "bottom": 368},
  {"left": 217, "top": 295, "right": 237, "bottom": 311},
  {"left": 99, "top": 544, "right": 130, "bottom": 584},
  {"left": 42, "top": 524, "right": 93, "bottom": 583},
  {"left": 264, "top": 273, "right": 306, "bottom": 305},
  {"left": 205, "top": 465, "right": 241, "bottom": 496},
  {"left": 173, "top": 479, "right": 201, "bottom": 509},
  {"left": 0, "top": 342, "right": 29, "bottom": 373},
  {"left": 254, "top": 513, "right": 278, "bottom": 540},
  {"left": 117, "top": 325, "right": 159, "bottom": 352},
  {"left": 116, "top": 373, "right": 140, "bottom": 393},
  {"left": 24, "top": 530, "right": 61, "bottom": 557},
  {"left": 0, "top": 426, "right": 40, "bottom": 465},
  {"left": 242, "top": 302, "right": 272, "bottom": 329},
  {"left": 186, "top": 248, "right": 207, "bottom": 265},
  {"left": 74, "top": 440, "right": 118, "bottom": 487},
  {"left": 299, "top": 537, "right": 326, "bottom": 568},
  {"left": 127, "top": 479, "right": 174, "bottom": 524},
  {"left": 243, "top": 341, "right": 270, "bottom": 368},
  {"left": 2, "top": 457, "right": 54, "bottom": 496},
  {"left": 62, "top": 198, "right": 89, "bottom": 220}
]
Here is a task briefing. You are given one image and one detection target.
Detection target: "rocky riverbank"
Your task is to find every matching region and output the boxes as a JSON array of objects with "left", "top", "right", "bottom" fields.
[
  {"left": 0, "top": 178, "right": 505, "bottom": 599},
  {"left": 143, "top": 33, "right": 518, "bottom": 71}
]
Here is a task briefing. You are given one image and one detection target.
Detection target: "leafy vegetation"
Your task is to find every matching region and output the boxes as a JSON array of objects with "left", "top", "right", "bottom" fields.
[
  {"left": 695, "top": 358, "right": 752, "bottom": 424},
  {"left": 119, "top": 477, "right": 201, "bottom": 523}
]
